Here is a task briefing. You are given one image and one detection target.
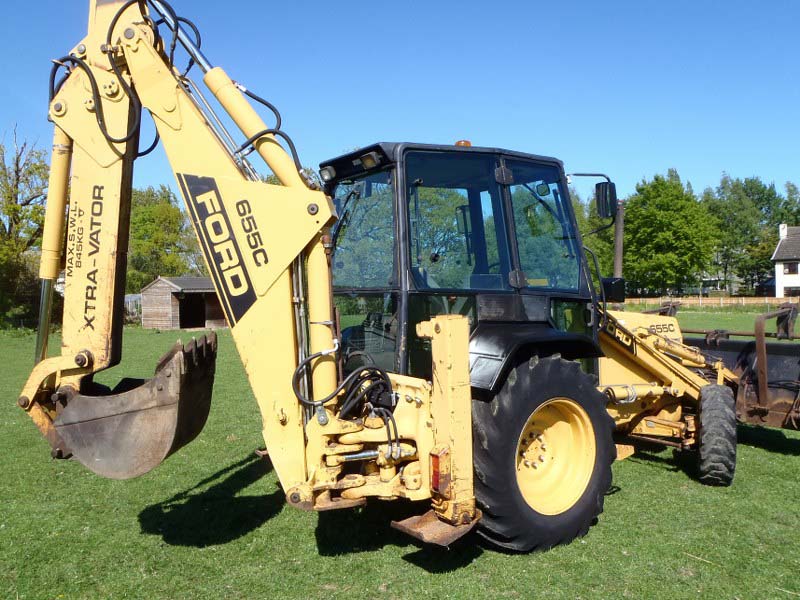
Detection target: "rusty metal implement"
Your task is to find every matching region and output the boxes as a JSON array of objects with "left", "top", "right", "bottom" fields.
[
  {"left": 53, "top": 334, "right": 217, "bottom": 479},
  {"left": 684, "top": 304, "right": 799, "bottom": 430}
]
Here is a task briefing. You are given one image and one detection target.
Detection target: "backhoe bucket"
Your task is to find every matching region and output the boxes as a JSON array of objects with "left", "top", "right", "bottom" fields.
[{"left": 53, "top": 333, "right": 217, "bottom": 479}]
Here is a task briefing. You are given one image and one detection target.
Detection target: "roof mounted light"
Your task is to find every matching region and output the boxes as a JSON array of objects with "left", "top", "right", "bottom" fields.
[
  {"left": 359, "top": 151, "right": 381, "bottom": 170},
  {"left": 319, "top": 166, "right": 336, "bottom": 183},
  {"left": 455, "top": 140, "right": 472, "bottom": 147}
]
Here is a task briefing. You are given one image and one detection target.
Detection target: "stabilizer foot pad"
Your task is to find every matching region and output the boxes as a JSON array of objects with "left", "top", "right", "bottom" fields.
[
  {"left": 391, "top": 509, "right": 480, "bottom": 546},
  {"left": 615, "top": 443, "right": 635, "bottom": 461}
]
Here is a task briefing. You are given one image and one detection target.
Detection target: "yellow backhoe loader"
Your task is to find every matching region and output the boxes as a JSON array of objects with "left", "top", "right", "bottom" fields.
[
  {"left": 18, "top": 0, "right": 799, "bottom": 552},
  {"left": 599, "top": 300, "right": 798, "bottom": 486}
]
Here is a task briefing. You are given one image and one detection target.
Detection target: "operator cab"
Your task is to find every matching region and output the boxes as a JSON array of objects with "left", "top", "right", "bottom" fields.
[{"left": 321, "top": 142, "right": 601, "bottom": 386}]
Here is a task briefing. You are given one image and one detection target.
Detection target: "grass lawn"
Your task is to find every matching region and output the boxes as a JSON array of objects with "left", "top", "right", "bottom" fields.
[
  {"left": 674, "top": 310, "right": 780, "bottom": 335},
  {"left": 1, "top": 320, "right": 799, "bottom": 599},
  {"left": 619, "top": 304, "right": 782, "bottom": 336}
]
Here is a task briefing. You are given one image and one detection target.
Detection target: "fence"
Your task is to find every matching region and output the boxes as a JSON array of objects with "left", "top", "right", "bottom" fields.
[{"left": 627, "top": 297, "right": 798, "bottom": 309}]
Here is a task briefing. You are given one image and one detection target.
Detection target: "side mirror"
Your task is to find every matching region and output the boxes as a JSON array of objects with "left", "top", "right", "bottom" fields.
[
  {"left": 595, "top": 182, "right": 617, "bottom": 219},
  {"left": 601, "top": 277, "right": 626, "bottom": 303}
]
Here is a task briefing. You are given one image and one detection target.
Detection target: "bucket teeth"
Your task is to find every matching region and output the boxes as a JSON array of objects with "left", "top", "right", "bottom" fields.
[
  {"left": 53, "top": 332, "right": 218, "bottom": 480},
  {"left": 175, "top": 334, "right": 216, "bottom": 376}
]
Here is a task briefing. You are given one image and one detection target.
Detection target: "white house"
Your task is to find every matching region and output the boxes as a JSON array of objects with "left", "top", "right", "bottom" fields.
[{"left": 772, "top": 224, "right": 800, "bottom": 298}]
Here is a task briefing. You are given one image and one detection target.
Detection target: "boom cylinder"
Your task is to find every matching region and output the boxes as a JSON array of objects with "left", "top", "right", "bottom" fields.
[
  {"left": 204, "top": 67, "right": 305, "bottom": 188},
  {"left": 203, "top": 66, "right": 338, "bottom": 401},
  {"left": 306, "top": 233, "right": 338, "bottom": 403}
]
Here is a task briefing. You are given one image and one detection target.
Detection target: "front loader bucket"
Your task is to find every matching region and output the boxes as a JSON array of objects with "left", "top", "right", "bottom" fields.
[
  {"left": 685, "top": 335, "right": 800, "bottom": 430},
  {"left": 53, "top": 333, "right": 217, "bottom": 480}
]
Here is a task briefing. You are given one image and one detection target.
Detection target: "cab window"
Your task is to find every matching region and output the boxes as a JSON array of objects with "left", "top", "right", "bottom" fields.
[
  {"left": 405, "top": 151, "right": 511, "bottom": 290},
  {"left": 506, "top": 159, "right": 581, "bottom": 291},
  {"left": 331, "top": 169, "right": 396, "bottom": 289}
]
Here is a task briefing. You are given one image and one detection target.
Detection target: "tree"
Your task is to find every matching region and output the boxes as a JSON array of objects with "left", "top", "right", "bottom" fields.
[
  {"left": 126, "top": 185, "right": 204, "bottom": 293},
  {"left": 330, "top": 174, "right": 395, "bottom": 288},
  {"left": 701, "top": 175, "right": 761, "bottom": 291},
  {"left": 579, "top": 190, "right": 616, "bottom": 281},
  {"left": 782, "top": 182, "right": 800, "bottom": 225},
  {"left": 263, "top": 167, "right": 320, "bottom": 188},
  {"left": 742, "top": 177, "right": 782, "bottom": 227},
  {"left": 735, "top": 234, "right": 776, "bottom": 291},
  {"left": 0, "top": 130, "right": 48, "bottom": 324},
  {"left": 703, "top": 175, "right": 799, "bottom": 292},
  {"left": 623, "top": 169, "right": 714, "bottom": 295},
  {"left": 570, "top": 187, "right": 588, "bottom": 235}
]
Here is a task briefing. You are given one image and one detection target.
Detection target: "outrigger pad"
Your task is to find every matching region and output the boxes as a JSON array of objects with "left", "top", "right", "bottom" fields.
[
  {"left": 54, "top": 333, "right": 217, "bottom": 480},
  {"left": 391, "top": 509, "right": 481, "bottom": 547}
]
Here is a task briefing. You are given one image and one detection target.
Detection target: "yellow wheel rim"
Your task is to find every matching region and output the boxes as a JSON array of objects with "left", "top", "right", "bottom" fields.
[{"left": 515, "top": 397, "right": 596, "bottom": 515}]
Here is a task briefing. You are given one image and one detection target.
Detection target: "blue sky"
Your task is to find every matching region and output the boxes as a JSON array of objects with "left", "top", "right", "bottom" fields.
[{"left": 1, "top": 0, "right": 798, "bottom": 202}]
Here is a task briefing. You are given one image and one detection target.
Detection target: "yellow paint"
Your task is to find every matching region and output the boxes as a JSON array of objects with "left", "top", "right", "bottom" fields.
[
  {"left": 19, "top": 2, "right": 705, "bottom": 537},
  {"left": 298, "top": 316, "right": 477, "bottom": 519},
  {"left": 599, "top": 308, "right": 738, "bottom": 446},
  {"left": 203, "top": 67, "right": 305, "bottom": 188},
  {"left": 121, "top": 24, "right": 336, "bottom": 488},
  {"left": 615, "top": 444, "right": 635, "bottom": 461},
  {"left": 515, "top": 398, "right": 596, "bottom": 515},
  {"left": 19, "top": 6, "right": 482, "bottom": 523},
  {"left": 39, "top": 128, "right": 72, "bottom": 281},
  {"left": 305, "top": 234, "right": 337, "bottom": 403},
  {"left": 606, "top": 310, "right": 683, "bottom": 343},
  {"left": 417, "top": 316, "right": 476, "bottom": 524},
  {"left": 19, "top": 8, "right": 334, "bottom": 490}
]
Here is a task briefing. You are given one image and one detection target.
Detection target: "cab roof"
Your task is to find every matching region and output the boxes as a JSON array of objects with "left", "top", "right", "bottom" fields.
[{"left": 319, "top": 142, "right": 565, "bottom": 182}]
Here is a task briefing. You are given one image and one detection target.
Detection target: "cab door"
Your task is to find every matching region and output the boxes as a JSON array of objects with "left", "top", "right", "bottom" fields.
[{"left": 400, "top": 149, "right": 514, "bottom": 379}]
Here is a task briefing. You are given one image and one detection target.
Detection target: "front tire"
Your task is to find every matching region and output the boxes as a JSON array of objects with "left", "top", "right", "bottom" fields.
[
  {"left": 696, "top": 384, "right": 737, "bottom": 486},
  {"left": 472, "top": 355, "right": 615, "bottom": 552}
]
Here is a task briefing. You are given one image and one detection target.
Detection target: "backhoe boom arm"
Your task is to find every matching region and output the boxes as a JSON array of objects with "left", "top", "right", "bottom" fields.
[
  {"left": 19, "top": 0, "right": 337, "bottom": 486},
  {"left": 18, "top": 0, "right": 481, "bottom": 544}
]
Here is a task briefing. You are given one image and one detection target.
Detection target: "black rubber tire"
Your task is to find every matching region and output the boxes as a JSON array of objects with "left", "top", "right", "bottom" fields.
[
  {"left": 472, "top": 355, "right": 616, "bottom": 552},
  {"left": 697, "top": 384, "right": 737, "bottom": 486}
]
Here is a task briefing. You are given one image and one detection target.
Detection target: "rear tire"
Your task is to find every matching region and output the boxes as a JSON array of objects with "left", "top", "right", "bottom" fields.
[
  {"left": 472, "top": 355, "right": 615, "bottom": 552},
  {"left": 697, "top": 384, "right": 737, "bottom": 486}
]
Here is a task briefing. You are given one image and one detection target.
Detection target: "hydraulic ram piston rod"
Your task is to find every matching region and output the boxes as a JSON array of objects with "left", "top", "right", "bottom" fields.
[
  {"left": 35, "top": 128, "right": 72, "bottom": 363},
  {"left": 148, "top": 0, "right": 213, "bottom": 73}
]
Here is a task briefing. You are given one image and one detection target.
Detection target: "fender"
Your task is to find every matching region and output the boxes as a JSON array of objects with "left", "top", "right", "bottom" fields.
[{"left": 469, "top": 322, "right": 601, "bottom": 393}]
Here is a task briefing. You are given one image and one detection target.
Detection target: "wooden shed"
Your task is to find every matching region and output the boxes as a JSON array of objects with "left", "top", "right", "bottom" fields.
[{"left": 140, "top": 276, "right": 226, "bottom": 330}]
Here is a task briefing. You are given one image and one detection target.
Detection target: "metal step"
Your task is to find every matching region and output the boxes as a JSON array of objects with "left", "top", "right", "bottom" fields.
[{"left": 391, "top": 509, "right": 480, "bottom": 546}]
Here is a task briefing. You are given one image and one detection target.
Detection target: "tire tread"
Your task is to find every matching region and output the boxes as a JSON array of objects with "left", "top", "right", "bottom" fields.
[
  {"left": 697, "top": 384, "right": 737, "bottom": 486},
  {"left": 473, "top": 355, "right": 615, "bottom": 552}
]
